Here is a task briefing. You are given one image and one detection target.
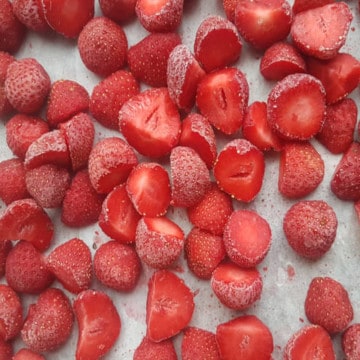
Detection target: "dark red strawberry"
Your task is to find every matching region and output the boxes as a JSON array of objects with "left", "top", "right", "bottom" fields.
[
  {"left": 0, "top": 339, "right": 13, "bottom": 360},
  {"left": 0, "top": 50, "right": 15, "bottom": 116},
  {"left": 292, "top": 0, "right": 335, "bottom": 14},
  {"left": 0, "top": 241, "right": 11, "bottom": 279},
  {"left": 342, "top": 323, "right": 360, "bottom": 360},
  {"left": 134, "top": 336, "right": 177, "bottom": 360},
  {"left": 12, "top": 0, "right": 49, "bottom": 32},
  {"left": 99, "top": 0, "right": 137, "bottom": 23},
  {"left": 13, "top": 348, "right": 46, "bottom": 360}
]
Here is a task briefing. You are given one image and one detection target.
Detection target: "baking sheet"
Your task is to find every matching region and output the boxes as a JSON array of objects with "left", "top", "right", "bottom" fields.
[{"left": 1, "top": 0, "right": 360, "bottom": 358}]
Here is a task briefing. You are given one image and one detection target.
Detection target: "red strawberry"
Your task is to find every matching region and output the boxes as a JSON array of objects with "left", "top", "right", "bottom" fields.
[
  {"left": 74, "top": 289, "right": 121, "bottom": 360},
  {"left": 134, "top": 336, "right": 177, "bottom": 360},
  {"left": 21, "top": 287, "right": 74, "bottom": 352},
  {"left": 196, "top": 67, "right": 249, "bottom": 135},
  {"left": 89, "top": 69, "right": 140, "bottom": 130},
  {"left": 41, "top": 0, "right": 94, "bottom": 38},
  {"left": 342, "top": 323, "right": 360, "bottom": 360},
  {"left": 93, "top": 240, "right": 141, "bottom": 292},
  {"left": 278, "top": 141, "right": 325, "bottom": 198},
  {"left": 13, "top": 348, "right": 46, "bottom": 360},
  {"left": 216, "top": 315, "right": 274, "bottom": 359},
  {"left": 292, "top": 0, "right": 335, "bottom": 14},
  {"left": 194, "top": 15, "right": 242, "bottom": 72},
  {"left": 127, "top": 32, "right": 181, "bottom": 88},
  {"left": 119, "top": 87, "right": 181, "bottom": 158},
  {"left": 135, "top": 216, "right": 185, "bottom": 269},
  {"left": 213, "top": 139, "right": 265, "bottom": 202},
  {"left": 222, "top": 0, "right": 238, "bottom": 22},
  {"left": 283, "top": 200, "right": 338, "bottom": 259},
  {"left": 267, "top": 73, "right": 326, "bottom": 140},
  {"left": 99, "top": 0, "right": 137, "bottom": 23},
  {"left": 146, "top": 270, "right": 194, "bottom": 342},
  {"left": 5, "top": 240, "right": 54, "bottom": 293},
  {"left": 305, "top": 276, "right": 353, "bottom": 334},
  {"left": 0, "top": 339, "right": 13, "bottom": 360},
  {"left": 0, "top": 241, "right": 12, "bottom": 278},
  {"left": 46, "top": 237, "right": 92, "bottom": 294},
  {"left": 78, "top": 16, "right": 127, "bottom": 77},
  {"left": 0, "top": 51, "right": 15, "bottom": 116},
  {"left": 12, "top": 0, "right": 49, "bottom": 32},
  {"left": 290, "top": 2, "right": 353, "bottom": 59},
  {"left": 234, "top": 0, "right": 292, "bottom": 50}
]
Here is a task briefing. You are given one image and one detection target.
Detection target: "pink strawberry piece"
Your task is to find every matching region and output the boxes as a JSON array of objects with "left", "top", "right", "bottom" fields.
[
  {"left": 342, "top": 323, "right": 360, "bottom": 359},
  {"left": 135, "top": 216, "right": 185, "bottom": 269},
  {"left": 0, "top": 339, "right": 13, "bottom": 359},
  {"left": 267, "top": 73, "right": 326, "bottom": 140},
  {"left": 78, "top": 16, "right": 128, "bottom": 77},
  {"left": 99, "top": 0, "right": 137, "bottom": 23},
  {"left": 196, "top": 67, "right": 249, "bottom": 135},
  {"left": 0, "top": 241, "right": 12, "bottom": 278},
  {"left": 13, "top": 348, "right": 46, "bottom": 360},
  {"left": 213, "top": 139, "right": 265, "bottom": 202},
  {"left": 292, "top": 0, "right": 335, "bottom": 14},
  {"left": 134, "top": 336, "right": 177, "bottom": 360},
  {"left": 290, "top": 2, "right": 353, "bottom": 59},
  {"left": 128, "top": 32, "right": 181, "bottom": 88},
  {"left": 119, "top": 87, "right": 181, "bottom": 158},
  {"left": 0, "top": 51, "right": 15, "bottom": 116},
  {"left": 12, "top": 0, "right": 49, "bottom": 32}
]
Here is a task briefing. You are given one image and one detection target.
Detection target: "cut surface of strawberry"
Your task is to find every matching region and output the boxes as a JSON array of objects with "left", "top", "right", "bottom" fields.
[{"left": 292, "top": 0, "right": 335, "bottom": 14}]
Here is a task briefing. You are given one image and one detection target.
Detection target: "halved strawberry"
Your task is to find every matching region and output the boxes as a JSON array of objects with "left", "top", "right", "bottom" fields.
[
  {"left": 342, "top": 323, "right": 360, "bottom": 360},
  {"left": 12, "top": 0, "right": 49, "bottom": 32},
  {"left": 99, "top": 0, "right": 137, "bottom": 23},
  {"left": 134, "top": 336, "right": 177, "bottom": 360},
  {"left": 292, "top": 0, "right": 335, "bottom": 14}
]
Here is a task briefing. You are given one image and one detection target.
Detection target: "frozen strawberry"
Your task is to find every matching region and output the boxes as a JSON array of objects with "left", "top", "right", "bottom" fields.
[
  {"left": 290, "top": 2, "right": 352, "bottom": 59},
  {"left": 0, "top": 241, "right": 11, "bottom": 278},
  {"left": 135, "top": 216, "right": 184, "bottom": 269},
  {"left": 89, "top": 69, "right": 139, "bottom": 130},
  {"left": 214, "top": 139, "right": 265, "bottom": 202},
  {"left": 331, "top": 142, "right": 360, "bottom": 201},
  {"left": 12, "top": 0, "right": 49, "bottom": 32},
  {"left": 184, "top": 227, "right": 226, "bottom": 280},
  {"left": 283, "top": 324, "right": 335, "bottom": 360},
  {"left": 167, "top": 45, "right": 205, "bottom": 113},
  {"left": 234, "top": 0, "right": 292, "bottom": 50},
  {"left": 88, "top": 137, "right": 138, "bottom": 194},
  {"left": 128, "top": 32, "right": 181, "bottom": 88},
  {"left": 0, "top": 51, "right": 15, "bottom": 115},
  {"left": 0, "top": 339, "right": 13, "bottom": 360},
  {"left": 41, "top": 0, "right": 94, "bottom": 38},
  {"left": 135, "top": 0, "right": 183, "bottom": 32},
  {"left": 194, "top": 15, "right": 242, "bottom": 72},
  {"left": 278, "top": 141, "right": 325, "bottom": 198},
  {"left": 342, "top": 323, "right": 360, "bottom": 360},
  {"left": 126, "top": 162, "right": 171, "bottom": 217},
  {"left": 134, "top": 336, "right": 177, "bottom": 360},
  {"left": 74, "top": 289, "right": 121, "bottom": 360},
  {"left": 196, "top": 67, "right": 249, "bottom": 135},
  {"left": 292, "top": 0, "right": 335, "bottom": 14},
  {"left": 13, "top": 348, "right": 46, "bottom": 360},
  {"left": 216, "top": 315, "right": 273, "bottom": 359},
  {"left": 119, "top": 87, "right": 181, "bottom": 158},
  {"left": 78, "top": 16, "right": 127, "bottom": 77},
  {"left": 99, "top": 0, "right": 137, "bottom": 23},
  {"left": 222, "top": 0, "right": 238, "bottom": 22},
  {"left": 305, "top": 276, "right": 353, "bottom": 334},
  {"left": 146, "top": 270, "right": 194, "bottom": 342},
  {"left": 21, "top": 287, "right": 74, "bottom": 352},
  {"left": 94, "top": 240, "right": 141, "bottom": 292},
  {"left": 46, "top": 237, "right": 92, "bottom": 294},
  {"left": 61, "top": 169, "right": 104, "bottom": 227},
  {"left": 283, "top": 200, "right": 338, "bottom": 259},
  {"left": 0, "top": 198, "right": 54, "bottom": 251},
  {"left": 6, "top": 114, "right": 50, "bottom": 159},
  {"left": 267, "top": 73, "right": 326, "bottom": 140}
]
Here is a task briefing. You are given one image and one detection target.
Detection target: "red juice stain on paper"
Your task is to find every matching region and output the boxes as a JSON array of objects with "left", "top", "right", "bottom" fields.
[{"left": 287, "top": 264, "right": 295, "bottom": 280}]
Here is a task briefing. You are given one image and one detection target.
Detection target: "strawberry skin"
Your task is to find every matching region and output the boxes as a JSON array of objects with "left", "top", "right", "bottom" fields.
[
  {"left": 12, "top": 0, "right": 49, "bottom": 32},
  {"left": 342, "top": 323, "right": 360, "bottom": 359},
  {"left": 99, "top": 0, "right": 137, "bottom": 24},
  {"left": 13, "top": 348, "right": 46, "bottom": 360},
  {"left": 134, "top": 336, "right": 177, "bottom": 360},
  {"left": 0, "top": 50, "right": 15, "bottom": 115}
]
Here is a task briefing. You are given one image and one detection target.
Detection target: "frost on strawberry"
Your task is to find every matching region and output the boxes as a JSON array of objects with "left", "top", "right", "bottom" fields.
[
  {"left": 342, "top": 323, "right": 360, "bottom": 360},
  {"left": 12, "top": 0, "right": 49, "bottom": 32}
]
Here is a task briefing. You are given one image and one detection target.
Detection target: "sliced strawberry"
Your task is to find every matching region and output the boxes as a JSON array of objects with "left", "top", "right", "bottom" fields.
[
  {"left": 74, "top": 289, "right": 121, "bottom": 360},
  {"left": 134, "top": 336, "right": 177, "bottom": 360},
  {"left": 0, "top": 51, "right": 15, "bottom": 116},
  {"left": 146, "top": 270, "right": 194, "bottom": 342},
  {"left": 0, "top": 241, "right": 12, "bottom": 279},
  {"left": 196, "top": 67, "right": 249, "bottom": 135},
  {"left": 13, "top": 348, "right": 45, "bottom": 360},
  {"left": 119, "top": 87, "right": 181, "bottom": 158},
  {"left": 292, "top": 0, "right": 335, "bottom": 14},
  {"left": 99, "top": 0, "right": 137, "bottom": 23},
  {"left": 290, "top": 2, "right": 353, "bottom": 59},
  {"left": 12, "top": 0, "right": 49, "bottom": 32},
  {"left": 213, "top": 139, "right": 265, "bottom": 202},
  {"left": 267, "top": 73, "right": 326, "bottom": 140},
  {"left": 342, "top": 323, "right": 360, "bottom": 360}
]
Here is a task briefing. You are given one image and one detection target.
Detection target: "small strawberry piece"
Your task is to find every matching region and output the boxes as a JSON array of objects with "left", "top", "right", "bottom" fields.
[
  {"left": 213, "top": 139, "right": 265, "bottom": 202},
  {"left": 88, "top": 137, "right": 138, "bottom": 194},
  {"left": 94, "top": 240, "right": 141, "bottom": 292},
  {"left": 0, "top": 339, "right": 13, "bottom": 360},
  {"left": 41, "top": 0, "right": 94, "bottom": 38},
  {"left": 305, "top": 276, "right": 353, "bottom": 334},
  {"left": 0, "top": 51, "right": 15, "bottom": 116},
  {"left": 196, "top": 67, "right": 249, "bottom": 135},
  {"left": 135, "top": 216, "right": 185, "bottom": 269},
  {"left": 267, "top": 73, "right": 326, "bottom": 140},
  {"left": 290, "top": 2, "right": 352, "bottom": 60},
  {"left": 146, "top": 270, "right": 194, "bottom": 342},
  {"left": 5, "top": 241, "right": 54, "bottom": 294},
  {"left": 331, "top": 142, "right": 360, "bottom": 201},
  {"left": 78, "top": 16, "right": 127, "bottom": 77},
  {"left": 0, "top": 284, "right": 23, "bottom": 341},
  {"left": 126, "top": 162, "right": 171, "bottom": 217},
  {"left": 134, "top": 336, "right": 177, "bottom": 360},
  {"left": 292, "top": 0, "right": 335, "bottom": 14},
  {"left": 46, "top": 237, "right": 92, "bottom": 294},
  {"left": 278, "top": 141, "right": 325, "bottom": 198},
  {"left": 184, "top": 227, "right": 226, "bottom": 280},
  {"left": 0, "top": 198, "right": 54, "bottom": 251},
  {"left": 170, "top": 146, "right": 211, "bottom": 208},
  {"left": 21, "top": 287, "right": 74, "bottom": 352},
  {"left": 194, "top": 15, "right": 242, "bottom": 72},
  {"left": 119, "top": 87, "right": 181, "bottom": 158},
  {"left": 342, "top": 323, "right": 360, "bottom": 360},
  {"left": 89, "top": 69, "right": 140, "bottom": 130},
  {"left": 0, "top": 241, "right": 12, "bottom": 278},
  {"left": 13, "top": 348, "right": 46, "bottom": 360},
  {"left": 99, "top": 0, "right": 137, "bottom": 23},
  {"left": 283, "top": 324, "right": 335, "bottom": 360},
  {"left": 283, "top": 200, "right": 338, "bottom": 259},
  {"left": 12, "top": 0, "right": 49, "bottom": 32},
  {"left": 74, "top": 289, "right": 121, "bottom": 360},
  {"left": 135, "top": 0, "right": 184, "bottom": 32},
  {"left": 216, "top": 315, "right": 274, "bottom": 360},
  {"left": 234, "top": 0, "right": 292, "bottom": 50},
  {"left": 128, "top": 32, "right": 181, "bottom": 88}
]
